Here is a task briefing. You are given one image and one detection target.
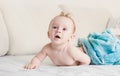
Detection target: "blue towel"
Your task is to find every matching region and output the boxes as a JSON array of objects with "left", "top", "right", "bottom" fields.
[{"left": 78, "top": 29, "right": 120, "bottom": 65}]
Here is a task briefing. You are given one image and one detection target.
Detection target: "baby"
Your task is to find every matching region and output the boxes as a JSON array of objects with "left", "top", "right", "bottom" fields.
[{"left": 24, "top": 12, "right": 90, "bottom": 69}]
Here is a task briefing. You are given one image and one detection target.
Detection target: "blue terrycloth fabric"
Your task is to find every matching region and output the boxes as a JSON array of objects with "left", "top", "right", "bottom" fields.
[{"left": 78, "top": 29, "right": 120, "bottom": 65}]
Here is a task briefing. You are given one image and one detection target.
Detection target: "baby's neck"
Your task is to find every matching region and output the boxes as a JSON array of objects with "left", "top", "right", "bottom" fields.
[{"left": 50, "top": 42, "right": 70, "bottom": 51}]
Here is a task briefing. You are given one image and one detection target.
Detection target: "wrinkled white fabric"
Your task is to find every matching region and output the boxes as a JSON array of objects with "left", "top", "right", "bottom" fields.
[{"left": 0, "top": 55, "right": 120, "bottom": 76}]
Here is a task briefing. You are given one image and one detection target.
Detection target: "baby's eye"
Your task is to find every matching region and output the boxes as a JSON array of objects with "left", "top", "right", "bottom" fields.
[
  {"left": 63, "top": 28, "right": 67, "bottom": 31},
  {"left": 52, "top": 26, "right": 57, "bottom": 29}
]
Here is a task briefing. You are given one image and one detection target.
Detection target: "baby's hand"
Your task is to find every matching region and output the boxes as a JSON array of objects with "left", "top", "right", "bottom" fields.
[
  {"left": 24, "top": 63, "right": 40, "bottom": 69},
  {"left": 24, "top": 56, "right": 41, "bottom": 69}
]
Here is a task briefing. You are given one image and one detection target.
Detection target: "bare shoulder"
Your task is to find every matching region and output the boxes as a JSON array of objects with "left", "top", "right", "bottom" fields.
[
  {"left": 35, "top": 43, "right": 51, "bottom": 56},
  {"left": 67, "top": 45, "right": 82, "bottom": 55},
  {"left": 40, "top": 43, "right": 51, "bottom": 52},
  {"left": 68, "top": 45, "right": 80, "bottom": 53}
]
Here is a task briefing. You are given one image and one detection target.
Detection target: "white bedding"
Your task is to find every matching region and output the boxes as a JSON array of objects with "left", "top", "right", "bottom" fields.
[{"left": 0, "top": 55, "right": 120, "bottom": 76}]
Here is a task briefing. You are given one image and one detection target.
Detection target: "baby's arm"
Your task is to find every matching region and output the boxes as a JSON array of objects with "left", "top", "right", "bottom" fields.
[
  {"left": 24, "top": 46, "right": 47, "bottom": 69},
  {"left": 69, "top": 47, "right": 91, "bottom": 65}
]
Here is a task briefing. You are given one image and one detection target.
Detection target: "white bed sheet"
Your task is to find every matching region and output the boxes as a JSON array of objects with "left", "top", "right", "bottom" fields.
[{"left": 0, "top": 55, "right": 120, "bottom": 76}]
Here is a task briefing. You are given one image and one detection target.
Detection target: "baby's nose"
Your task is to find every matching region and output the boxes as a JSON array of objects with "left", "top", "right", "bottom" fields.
[{"left": 57, "top": 29, "right": 62, "bottom": 33}]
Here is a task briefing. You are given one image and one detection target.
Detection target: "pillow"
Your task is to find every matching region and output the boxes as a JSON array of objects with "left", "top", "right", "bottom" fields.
[{"left": 0, "top": 9, "right": 9, "bottom": 56}]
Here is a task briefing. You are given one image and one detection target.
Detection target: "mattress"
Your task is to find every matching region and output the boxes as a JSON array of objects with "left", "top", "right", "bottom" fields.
[{"left": 0, "top": 55, "right": 120, "bottom": 76}]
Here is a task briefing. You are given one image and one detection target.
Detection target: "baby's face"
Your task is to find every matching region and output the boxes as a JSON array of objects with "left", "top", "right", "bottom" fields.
[{"left": 48, "top": 16, "right": 75, "bottom": 45}]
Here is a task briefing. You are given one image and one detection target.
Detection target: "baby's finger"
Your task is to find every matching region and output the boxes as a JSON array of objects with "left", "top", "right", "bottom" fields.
[
  {"left": 30, "top": 64, "right": 36, "bottom": 69},
  {"left": 25, "top": 64, "right": 32, "bottom": 69},
  {"left": 27, "top": 64, "right": 33, "bottom": 69},
  {"left": 24, "top": 64, "right": 29, "bottom": 69}
]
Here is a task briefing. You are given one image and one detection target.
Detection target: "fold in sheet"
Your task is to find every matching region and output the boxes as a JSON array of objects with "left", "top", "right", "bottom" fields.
[{"left": 78, "top": 29, "right": 120, "bottom": 65}]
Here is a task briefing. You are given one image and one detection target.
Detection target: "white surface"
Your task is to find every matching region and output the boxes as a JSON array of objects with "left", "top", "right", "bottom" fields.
[
  {"left": 0, "top": 0, "right": 111, "bottom": 55},
  {"left": 0, "top": 55, "right": 120, "bottom": 76},
  {"left": 0, "top": 9, "right": 9, "bottom": 56}
]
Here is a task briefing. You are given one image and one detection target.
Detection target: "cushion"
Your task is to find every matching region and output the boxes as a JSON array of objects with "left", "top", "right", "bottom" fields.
[
  {"left": 0, "top": 1, "right": 111, "bottom": 55},
  {"left": 0, "top": 9, "right": 9, "bottom": 56},
  {"left": 0, "top": 2, "right": 60, "bottom": 55}
]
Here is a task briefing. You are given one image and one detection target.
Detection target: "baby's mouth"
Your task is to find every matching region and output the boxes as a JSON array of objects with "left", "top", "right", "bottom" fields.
[{"left": 55, "top": 35, "right": 61, "bottom": 39}]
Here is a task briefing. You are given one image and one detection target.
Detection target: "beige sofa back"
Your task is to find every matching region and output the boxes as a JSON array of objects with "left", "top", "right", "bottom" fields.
[{"left": 0, "top": 0, "right": 111, "bottom": 55}]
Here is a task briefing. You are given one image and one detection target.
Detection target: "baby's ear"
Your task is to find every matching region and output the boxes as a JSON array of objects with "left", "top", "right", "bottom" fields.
[
  {"left": 71, "top": 34, "right": 76, "bottom": 39},
  {"left": 69, "top": 34, "right": 75, "bottom": 41}
]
